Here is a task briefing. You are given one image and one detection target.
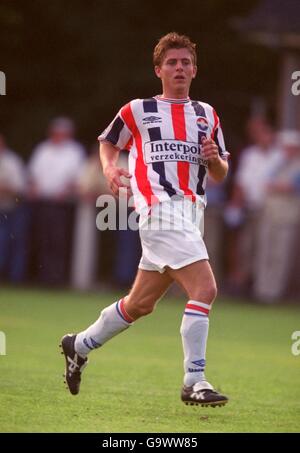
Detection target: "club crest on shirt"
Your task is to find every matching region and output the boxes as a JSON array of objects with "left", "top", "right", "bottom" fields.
[{"left": 196, "top": 116, "right": 208, "bottom": 131}]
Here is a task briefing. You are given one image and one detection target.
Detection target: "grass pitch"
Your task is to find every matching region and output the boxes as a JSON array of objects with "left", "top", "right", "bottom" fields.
[{"left": 0, "top": 288, "right": 299, "bottom": 433}]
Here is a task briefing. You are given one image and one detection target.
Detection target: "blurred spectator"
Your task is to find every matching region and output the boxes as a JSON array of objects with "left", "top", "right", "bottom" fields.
[
  {"left": 0, "top": 134, "right": 29, "bottom": 283},
  {"left": 72, "top": 147, "right": 141, "bottom": 290},
  {"left": 254, "top": 130, "right": 300, "bottom": 302},
  {"left": 71, "top": 144, "right": 110, "bottom": 290},
  {"left": 28, "top": 117, "right": 85, "bottom": 286},
  {"left": 224, "top": 117, "right": 282, "bottom": 295},
  {"left": 111, "top": 150, "right": 141, "bottom": 289},
  {"left": 204, "top": 176, "right": 227, "bottom": 284}
]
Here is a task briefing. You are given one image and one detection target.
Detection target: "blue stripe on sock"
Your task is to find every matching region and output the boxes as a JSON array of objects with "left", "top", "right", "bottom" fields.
[
  {"left": 184, "top": 311, "right": 207, "bottom": 318},
  {"left": 116, "top": 301, "right": 129, "bottom": 323}
]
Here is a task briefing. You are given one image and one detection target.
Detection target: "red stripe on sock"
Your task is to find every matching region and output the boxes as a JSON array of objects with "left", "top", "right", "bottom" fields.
[
  {"left": 185, "top": 303, "right": 210, "bottom": 315},
  {"left": 119, "top": 299, "right": 134, "bottom": 323}
]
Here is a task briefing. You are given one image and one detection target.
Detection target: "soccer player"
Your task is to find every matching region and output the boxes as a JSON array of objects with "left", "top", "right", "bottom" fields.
[{"left": 61, "top": 32, "right": 229, "bottom": 407}]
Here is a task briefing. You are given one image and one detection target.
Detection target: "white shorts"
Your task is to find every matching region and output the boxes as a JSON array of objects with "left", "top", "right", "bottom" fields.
[{"left": 138, "top": 199, "right": 209, "bottom": 273}]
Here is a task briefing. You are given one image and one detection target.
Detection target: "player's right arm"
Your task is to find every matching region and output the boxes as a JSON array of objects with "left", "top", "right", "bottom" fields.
[
  {"left": 99, "top": 102, "right": 134, "bottom": 197},
  {"left": 100, "top": 142, "right": 132, "bottom": 196}
]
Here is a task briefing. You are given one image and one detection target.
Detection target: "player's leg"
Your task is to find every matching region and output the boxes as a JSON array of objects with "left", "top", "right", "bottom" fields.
[
  {"left": 167, "top": 259, "right": 216, "bottom": 386},
  {"left": 167, "top": 258, "right": 217, "bottom": 303},
  {"left": 166, "top": 259, "right": 228, "bottom": 407},
  {"left": 123, "top": 269, "right": 173, "bottom": 319},
  {"left": 74, "top": 269, "right": 172, "bottom": 354},
  {"left": 60, "top": 269, "right": 172, "bottom": 394}
]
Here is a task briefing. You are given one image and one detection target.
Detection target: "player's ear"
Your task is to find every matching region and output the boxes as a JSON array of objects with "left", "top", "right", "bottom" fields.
[
  {"left": 192, "top": 65, "right": 197, "bottom": 79},
  {"left": 154, "top": 65, "right": 162, "bottom": 79}
]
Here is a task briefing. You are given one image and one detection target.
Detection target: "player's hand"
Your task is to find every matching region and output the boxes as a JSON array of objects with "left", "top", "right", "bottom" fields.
[
  {"left": 201, "top": 136, "right": 220, "bottom": 163},
  {"left": 104, "top": 166, "right": 132, "bottom": 197}
]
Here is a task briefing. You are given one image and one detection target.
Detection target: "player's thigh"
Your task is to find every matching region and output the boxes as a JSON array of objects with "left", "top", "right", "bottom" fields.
[
  {"left": 166, "top": 259, "right": 217, "bottom": 303},
  {"left": 126, "top": 269, "right": 173, "bottom": 307}
]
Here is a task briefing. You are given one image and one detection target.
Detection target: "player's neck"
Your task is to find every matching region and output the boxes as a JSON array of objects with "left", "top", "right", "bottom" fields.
[{"left": 161, "top": 89, "right": 190, "bottom": 100}]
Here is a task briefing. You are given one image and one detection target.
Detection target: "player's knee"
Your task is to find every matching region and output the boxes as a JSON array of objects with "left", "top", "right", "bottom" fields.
[
  {"left": 191, "top": 282, "right": 218, "bottom": 304},
  {"left": 207, "top": 282, "right": 218, "bottom": 303}
]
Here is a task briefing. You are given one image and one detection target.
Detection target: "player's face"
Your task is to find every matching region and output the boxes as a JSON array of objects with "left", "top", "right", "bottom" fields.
[
  {"left": 155, "top": 48, "right": 197, "bottom": 98},
  {"left": 49, "top": 128, "right": 72, "bottom": 144}
]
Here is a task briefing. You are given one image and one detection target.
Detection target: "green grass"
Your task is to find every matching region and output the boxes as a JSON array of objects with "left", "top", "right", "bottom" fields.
[{"left": 0, "top": 288, "right": 299, "bottom": 433}]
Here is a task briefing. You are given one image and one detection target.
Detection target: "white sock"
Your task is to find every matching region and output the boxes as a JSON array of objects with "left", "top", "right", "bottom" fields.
[
  {"left": 180, "top": 300, "right": 211, "bottom": 387},
  {"left": 74, "top": 298, "right": 133, "bottom": 357}
]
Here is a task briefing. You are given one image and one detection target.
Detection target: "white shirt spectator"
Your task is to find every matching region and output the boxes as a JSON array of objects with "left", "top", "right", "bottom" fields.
[
  {"left": 28, "top": 140, "right": 85, "bottom": 197},
  {"left": 0, "top": 149, "right": 26, "bottom": 209},
  {"left": 235, "top": 144, "right": 282, "bottom": 210}
]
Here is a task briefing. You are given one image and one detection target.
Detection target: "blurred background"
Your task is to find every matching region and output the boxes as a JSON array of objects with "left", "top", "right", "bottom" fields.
[{"left": 1, "top": 0, "right": 300, "bottom": 302}]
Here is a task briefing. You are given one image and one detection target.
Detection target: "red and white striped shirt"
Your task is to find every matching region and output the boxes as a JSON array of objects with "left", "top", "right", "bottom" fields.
[{"left": 98, "top": 96, "right": 228, "bottom": 213}]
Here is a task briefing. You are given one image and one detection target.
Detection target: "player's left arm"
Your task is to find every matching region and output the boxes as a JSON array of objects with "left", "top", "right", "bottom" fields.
[
  {"left": 202, "top": 109, "right": 230, "bottom": 183},
  {"left": 201, "top": 136, "right": 229, "bottom": 183}
]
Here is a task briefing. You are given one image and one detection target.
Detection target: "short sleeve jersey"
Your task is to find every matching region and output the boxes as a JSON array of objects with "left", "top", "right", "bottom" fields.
[{"left": 98, "top": 96, "right": 228, "bottom": 213}]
